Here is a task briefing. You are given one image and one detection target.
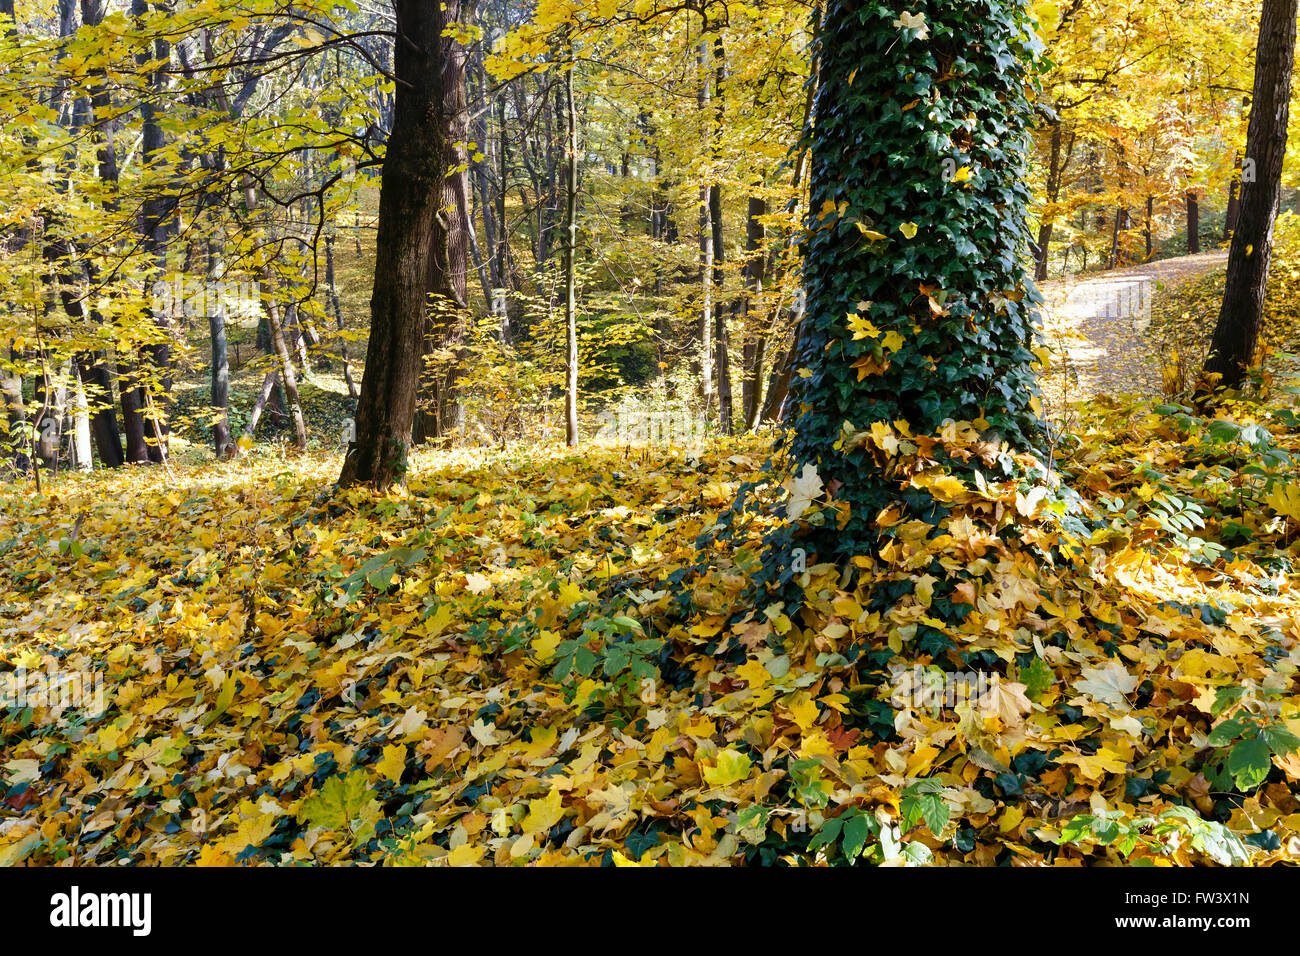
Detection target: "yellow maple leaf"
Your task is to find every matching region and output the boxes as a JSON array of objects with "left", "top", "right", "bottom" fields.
[
  {"left": 612, "top": 849, "right": 653, "bottom": 867},
  {"left": 196, "top": 843, "right": 237, "bottom": 867},
  {"left": 788, "top": 697, "right": 821, "bottom": 732},
  {"left": 446, "top": 843, "right": 485, "bottom": 866},
  {"left": 847, "top": 312, "right": 881, "bottom": 340},
  {"left": 1265, "top": 483, "right": 1300, "bottom": 522},
  {"left": 375, "top": 744, "right": 407, "bottom": 783},
  {"left": 702, "top": 748, "right": 752, "bottom": 787},
  {"left": 736, "top": 658, "right": 771, "bottom": 689},
  {"left": 520, "top": 787, "right": 565, "bottom": 836},
  {"left": 1054, "top": 748, "right": 1129, "bottom": 782}
]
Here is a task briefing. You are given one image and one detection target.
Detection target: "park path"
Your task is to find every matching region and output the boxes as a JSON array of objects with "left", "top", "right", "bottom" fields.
[{"left": 1037, "top": 250, "right": 1228, "bottom": 402}]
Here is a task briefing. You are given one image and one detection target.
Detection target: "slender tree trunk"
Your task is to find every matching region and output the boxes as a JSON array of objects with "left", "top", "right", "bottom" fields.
[
  {"left": 1145, "top": 194, "right": 1154, "bottom": 259},
  {"left": 563, "top": 43, "right": 580, "bottom": 449},
  {"left": 207, "top": 240, "right": 233, "bottom": 457},
  {"left": 742, "top": 196, "right": 768, "bottom": 429},
  {"left": 241, "top": 369, "right": 280, "bottom": 441},
  {"left": 80, "top": 0, "right": 150, "bottom": 464},
  {"left": 70, "top": 365, "right": 91, "bottom": 470},
  {"left": 1034, "top": 118, "right": 1066, "bottom": 281},
  {"left": 133, "top": 0, "right": 174, "bottom": 464},
  {"left": 43, "top": 233, "right": 126, "bottom": 466},
  {"left": 72, "top": 352, "right": 123, "bottom": 466},
  {"left": 260, "top": 271, "right": 308, "bottom": 452},
  {"left": 1108, "top": 205, "right": 1129, "bottom": 269},
  {"left": 1186, "top": 190, "right": 1201, "bottom": 254},
  {"left": 324, "top": 234, "right": 359, "bottom": 399},
  {"left": 711, "top": 33, "right": 733, "bottom": 434},
  {"left": 697, "top": 41, "right": 714, "bottom": 417},
  {"left": 1204, "top": 0, "right": 1297, "bottom": 389},
  {"left": 761, "top": 302, "right": 805, "bottom": 425},
  {"left": 1224, "top": 151, "right": 1242, "bottom": 238},
  {"left": 1, "top": 349, "right": 26, "bottom": 470}
]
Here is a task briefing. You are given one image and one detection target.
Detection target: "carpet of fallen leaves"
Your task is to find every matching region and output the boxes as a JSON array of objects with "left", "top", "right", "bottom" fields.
[{"left": 3, "top": 394, "right": 1300, "bottom": 867}]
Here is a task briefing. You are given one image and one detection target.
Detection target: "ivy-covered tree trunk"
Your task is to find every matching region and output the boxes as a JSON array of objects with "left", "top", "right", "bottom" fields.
[
  {"left": 785, "top": 1, "right": 1043, "bottom": 560},
  {"left": 1203, "top": 0, "right": 1297, "bottom": 390}
]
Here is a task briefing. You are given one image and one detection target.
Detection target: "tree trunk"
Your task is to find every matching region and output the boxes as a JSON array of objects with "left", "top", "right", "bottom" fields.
[
  {"left": 742, "top": 195, "right": 768, "bottom": 429},
  {"left": 241, "top": 369, "right": 280, "bottom": 442},
  {"left": 788, "top": 1, "right": 1042, "bottom": 560},
  {"left": 413, "top": 1, "right": 474, "bottom": 444},
  {"left": 43, "top": 233, "right": 126, "bottom": 466},
  {"left": 69, "top": 364, "right": 92, "bottom": 471},
  {"left": 133, "top": 0, "right": 174, "bottom": 464},
  {"left": 80, "top": 0, "right": 150, "bottom": 464},
  {"left": 1144, "top": 194, "right": 1154, "bottom": 259},
  {"left": 324, "top": 234, "right": 359, "bottom": 400},
  {"left": 73, "top": 352, "right": 123, "bottom": 466},
  {"left": 563, "top": 44, "right": 580, "bottom": 449},
  {"left": 1034, "top": 118, "right": 1062, "bottom": 281},
  {"left": 340, "top": 0, "right": 469, "bottom": 489},
  {"left": 1204, "top": 0, "right": 1297, "bottom": 390},
  {"left": 711, "top": 34, "right": 732, "bottom": 434},
  {"left": 1224, "top": 152, "right": 1242, "bottom": 238},
  {"left": 260, "top": 271, "right": 308, "bottom": 452},
  {"left": 1108, "top": 205, "right": 1129, "bottom": 269},
  {"left": 697, "top": 41, "right": 714, "bottom": 417},
  {"left": 1186, "top": 190, "right": 1201, "bottom": 254},
  {"left": 1, "top": 349, "right": 27, "bottom": 471},
  {"left": 207, "top": 241, "right": 234, "bottom": 458}
]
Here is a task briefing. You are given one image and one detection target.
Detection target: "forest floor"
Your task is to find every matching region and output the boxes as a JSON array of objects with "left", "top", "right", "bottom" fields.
[
  {"left": 1038, "top": 250, "right": 1230, "bottom": 409},
  {"left": 7, "top": 249, "right": 1300, "bottom": 868},
  {"left": 4, "top": 399, "right": 1300, "bottom": 866}
]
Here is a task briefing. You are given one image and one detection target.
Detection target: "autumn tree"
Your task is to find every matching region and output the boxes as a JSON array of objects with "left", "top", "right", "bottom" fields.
[
  {"left": 340, "top": 0, "right": 470, "bottom": 488},
  {"left": 412, "top": 4, "right": 476, "bottom": 444},
  {"left": 783, "top": 0, "right": 1045, "bottom": 560},
  {"left": 1203, "top": 0, "right": 1298, "bottom": 390}
]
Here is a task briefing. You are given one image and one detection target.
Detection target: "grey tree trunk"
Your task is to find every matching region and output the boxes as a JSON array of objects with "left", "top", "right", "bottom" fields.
[{"left": 563, "top": 43, "right": 580, "bottom": 449}]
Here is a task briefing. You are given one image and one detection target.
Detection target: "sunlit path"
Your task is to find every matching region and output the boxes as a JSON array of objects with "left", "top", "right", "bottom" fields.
[{"left": 1039, "top": 251, "right": 1229, "bottom": 401}]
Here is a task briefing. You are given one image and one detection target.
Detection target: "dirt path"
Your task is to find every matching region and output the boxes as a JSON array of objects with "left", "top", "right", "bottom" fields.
[{"left": 1037, "top": 250, "right": 1228, "bottom": 403}]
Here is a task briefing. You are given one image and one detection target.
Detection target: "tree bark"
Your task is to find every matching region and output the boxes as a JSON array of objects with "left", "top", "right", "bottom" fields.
[
  {"left": 324, "top": 234, "right": 359, "bottom": 399},
  {"left": 72, "top": 352, "right": 123, "bottom": 466},
  {"left": 70, "top": 364, "right": 92, "bottom": 471},
  {"left": 260, "top": 270, "right": 308, "bottom": 452},
  {"left": 711, "top": 34, "right": 732, "bottom": 434},
  {"left": 413, "top": 0, "right": 474, "bottom": 443},
  {"left": 133, "top": 0, "right": 175, "bottom": 464},
  {"left": 1034, "top": 118, "right": 1062, "bottom": 281},
  {"left": 1224, "top": 151, "right": 1242, "bottom": 239},
  {"left": 697, "top": 41, "right": 714, "bottom": 417},
  {"left": 742, "top": 195, "right": 768, "bottom": 430},
  {"left": 207, "top": 240, "right": 234, "bottom": 457},
  {"left": 1204, "top": 0, "right": 1297, "bottom": 389},
  {"left": 81, "top": 0, "right": 150, "bottom": 464},
  {"left": 340, "top": 0, "right": 468, "bottom": 489},
  {"left": 563, "top": 43, "right": 580, "bottom": 449}
]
